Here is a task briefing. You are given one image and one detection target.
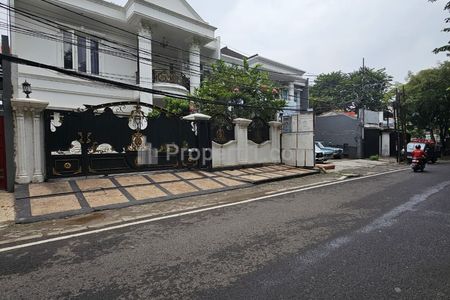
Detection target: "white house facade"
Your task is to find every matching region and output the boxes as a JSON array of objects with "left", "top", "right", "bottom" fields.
[
  {"left": 10, "top": 0, "right": 220, "bottom": 109},
  {"left": 220, "top": 47, "right": 310, "bottom": 116}
]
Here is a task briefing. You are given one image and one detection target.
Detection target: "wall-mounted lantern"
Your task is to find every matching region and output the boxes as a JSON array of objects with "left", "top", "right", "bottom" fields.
[{"left": 22, "top": 80, "right": 32, "bottom": 98}]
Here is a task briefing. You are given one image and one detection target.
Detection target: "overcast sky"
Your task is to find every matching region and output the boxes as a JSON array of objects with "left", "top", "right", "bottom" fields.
[
  {"left": 108, "top": 0, "right": 449, "bottom": 83},
  {"left": 2, "top": 0, "right": 447, "bottom": 82},
  {"left": 194, "top": 0, "right": 449, "bottom": 82}
]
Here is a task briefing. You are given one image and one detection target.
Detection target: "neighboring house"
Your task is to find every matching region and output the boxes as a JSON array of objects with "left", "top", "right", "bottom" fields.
[
  {"left": 220, "top": 47, "right": 310, "bottom": 116},
  {"left": 10, "top": 0, "right": 220, "bottom": 109},
  {"left": 315, "top": 109, "right": 398, "bottom": 159}
]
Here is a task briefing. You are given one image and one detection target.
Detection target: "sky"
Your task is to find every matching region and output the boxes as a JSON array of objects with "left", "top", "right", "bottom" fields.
[
  {"left": 3, "top": 0, "right": 448, "bottom": 83},
  {"left": 107, "top": 0, "right": 449, "bottom": 83}
]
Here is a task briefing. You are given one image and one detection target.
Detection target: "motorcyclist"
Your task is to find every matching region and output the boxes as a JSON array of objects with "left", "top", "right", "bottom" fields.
[{"left": 412, "top": 145, "right": 426, "bottom": 164}]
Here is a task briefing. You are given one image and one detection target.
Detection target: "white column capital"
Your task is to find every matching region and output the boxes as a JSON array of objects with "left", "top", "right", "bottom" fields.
[
  {"left": 233, "top": 118, "right": 252, "bottom": 128},
  {"left": 189, "top": 39, "right": 202, "bottom": 50},
  {"left": 12, "top": 98, "right": 49, "bottom": 114},
  {"left": 138, "top": 21, "right": 152, "bottom": 36},
  {"left": 268, "top": 121, "right": 282, "bottom": 129}
]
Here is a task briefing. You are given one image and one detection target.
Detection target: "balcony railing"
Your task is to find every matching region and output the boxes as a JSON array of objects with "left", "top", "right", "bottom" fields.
[{"left": 153, "top": 69, "right": 190, "bottom": 91}]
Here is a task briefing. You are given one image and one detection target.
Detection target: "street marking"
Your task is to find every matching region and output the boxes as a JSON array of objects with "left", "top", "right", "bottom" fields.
[
  {"left": 264, "top": 180, "right": 334, "bottom": 195},
  {"left": 282, "top": 180, "right": 450, "bottom": 272},
  {"left": 0, "top": 168, "right": 409, "bottom": 253}
]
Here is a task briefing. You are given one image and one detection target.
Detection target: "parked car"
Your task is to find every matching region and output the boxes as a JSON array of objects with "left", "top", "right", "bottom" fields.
[
  {"left": 315, "top": 141, "right": 344, "bottom": 159},
  {"left": 315, "top": 145, "right": 333, "bottom": 163}
]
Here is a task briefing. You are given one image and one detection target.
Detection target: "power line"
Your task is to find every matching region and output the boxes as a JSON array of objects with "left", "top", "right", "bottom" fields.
[
  {"left": 1, "top": 4, "right": 309, "bottom": 105},
  {"left": 0, "top": 3, "right": 205, "bottom": 76},
  {"left": 0, "top": 18, "right": 307, "bottom": 96},
  {"left": 2, "top": 2, "right": 312, "bottom": 94},
  {"left": 36, "top": 0, "right": 310, "bottom": 78},
  {"left": 1, "top": 54, "right": 303, "bottom": 112},
  {"left": 0, "top": 13, "right": 205, "bottom": 77}
]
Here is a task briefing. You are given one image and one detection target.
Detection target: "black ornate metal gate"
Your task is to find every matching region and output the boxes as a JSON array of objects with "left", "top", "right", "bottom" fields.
[
  {"left": 210, "top": 114, "right": 235, "bottom": 145},
  {"left": 44, "top": 102, "right": 206, "bottom": 178}
]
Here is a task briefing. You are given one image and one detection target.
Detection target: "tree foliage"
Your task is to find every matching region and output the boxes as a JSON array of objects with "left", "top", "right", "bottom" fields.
[
  {"left": 429, "top": 0, "right": 450, "bottom": 55},
  {"left": 310, "top": 67, "right": 392, "bottom": 114},
  {"left": 194, "top": 60, "right": 286, "bottom": 120},
  {"left": 404, "top": 61, "right": 450, "bottom": 144},
  {"left": 149, "top": 97, "right": 190, "bottom": 118}
]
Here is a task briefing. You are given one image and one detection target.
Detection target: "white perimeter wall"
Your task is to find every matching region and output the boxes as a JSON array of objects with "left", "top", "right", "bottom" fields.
[{"left": 212, "top": 120, "right": 281, "bottom": 168}]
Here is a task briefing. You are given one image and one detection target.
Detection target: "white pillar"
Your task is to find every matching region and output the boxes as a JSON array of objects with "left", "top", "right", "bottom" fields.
[
  {"left": 14, "top": 108, "right": 30, "bottom": 184},
  {"left": 288, "top": 82, "right": 295, "bottom": 107},
  {"left": 233, "top": 118, "right": 252, "bottom": 165},
  {"left": 269, "top": 121, "right": 282, "bottom": 163},
  {"left": 138, "top": 23, "right": 153, "bottom": 104},
  {"left": 189, "top": 42, "right": 201, "bottom": 94},
  {"left": 12, "top": 98, "right": 49, "bottom": 184},
  {"left": 32, "top": 110, "right": 44, "bottom": 182}
]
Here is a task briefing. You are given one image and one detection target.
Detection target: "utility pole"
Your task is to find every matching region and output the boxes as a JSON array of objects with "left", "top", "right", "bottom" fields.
[
  {"left": 360, "top": 57, "right": 366, "bottom": 159},
  {"left": 401, "top": 86, "right": 408, "bottom": 162},
  {"left": 394, "top": 88, "right": 401, "bottom": 163},
  {"left": 2, "top": 35, "right": 16, "bottom": 192}
]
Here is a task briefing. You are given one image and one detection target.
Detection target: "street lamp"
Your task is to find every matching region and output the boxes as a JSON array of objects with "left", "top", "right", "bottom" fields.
[{"left": 22, "top": 80, "right": 32, "bottom": 98}]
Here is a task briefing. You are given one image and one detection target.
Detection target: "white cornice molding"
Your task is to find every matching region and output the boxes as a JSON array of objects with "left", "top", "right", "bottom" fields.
[
  {"left": 18, "top": 71, "right": 134, "bottom": 87},
  {"left": 248, "top": 55, "right": 306, "bottom": 75}
]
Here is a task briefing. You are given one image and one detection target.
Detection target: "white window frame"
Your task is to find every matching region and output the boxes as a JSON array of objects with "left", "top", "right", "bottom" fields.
[{"left": 60, "top": 29, "right": 101, "bottom": 75}]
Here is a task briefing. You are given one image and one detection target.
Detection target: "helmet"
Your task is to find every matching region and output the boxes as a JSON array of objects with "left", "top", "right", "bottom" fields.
[{"left": 415, "top": 145, "right": 421, "bottom": 149}]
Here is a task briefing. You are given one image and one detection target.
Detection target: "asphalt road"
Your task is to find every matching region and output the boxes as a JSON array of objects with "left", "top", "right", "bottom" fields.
[{"left": 1, "top": 163, "right": 450, "bottom": 299}]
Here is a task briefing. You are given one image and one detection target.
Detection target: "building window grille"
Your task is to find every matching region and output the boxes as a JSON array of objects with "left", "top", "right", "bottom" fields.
[
  {"left": 63, "top": 31, "right": 73, "bottom": 70},
  {"left": 90, "top": 40, "right": 99, "bottom": 75},
  {"left": 77, "top": 36, "right": 87, "bottom": 72}
]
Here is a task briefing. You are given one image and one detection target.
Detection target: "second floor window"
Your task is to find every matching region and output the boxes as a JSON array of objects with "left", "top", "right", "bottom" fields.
[
  {"left": 63, "top": 31, "right": 99, "bottom": 75},
  {"left": 77, "top": 36, "right": 87, "bottom": 72},
  {"left": 63, "top": 31, "right": 73, "bottom": 69},
  {"left": 280, "top": 89, "right": 289, "bottom": 101},
  {"left": 90, "top": 40, "right": 99, "bottom": 75}
]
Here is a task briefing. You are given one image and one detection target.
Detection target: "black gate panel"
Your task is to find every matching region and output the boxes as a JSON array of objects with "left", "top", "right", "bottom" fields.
[
  {"left": 210, "top": 114, "right": 234, "bottom": 144},
  {"left": 248, "top": 117, "right": 269, "bottom": 144},
  {"left": 364, "top": 128, "right": 380, "bottom": 158},
  {"left": 44, "top": 103, "right": 201, "bottom": 178}
]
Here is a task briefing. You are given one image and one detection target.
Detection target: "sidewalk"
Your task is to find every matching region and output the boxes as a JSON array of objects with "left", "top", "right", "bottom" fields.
[
  {"left": 14, "top": 165, "right": 317, "bottom": 223},
  {"left": 0, "top": 191, "right": 15, "bottom": 226},
  {"left": 0, "top": 160, "right": 407, "bottom": 247}
]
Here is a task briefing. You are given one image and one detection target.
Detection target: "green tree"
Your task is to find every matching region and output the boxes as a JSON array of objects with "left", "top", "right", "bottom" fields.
[
  {"left": 194, "top": 60, "right": 286, "bottom": 120},
  {"left": 310, "top": 67, "right": 392, "bottom": 114},
  {"left": 404, "top": 61, "right": 450, "bottom": 147},
  {"left": 429, "top": 0, "right": 450, "bottom": 55},
  {"left": 148, "top": 97, "right": 190, "bottom": 118},
  {"left": 309, "top": 71, "right": 349, "bottom": 114}
]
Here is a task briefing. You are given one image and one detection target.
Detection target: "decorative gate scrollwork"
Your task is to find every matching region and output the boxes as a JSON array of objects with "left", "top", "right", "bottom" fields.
[
  {"left": 210, "top": 114, "right": 235, "bottom": 144},
  {"left": 248, "top": 117, "right": 270, "bottom": 144},
  {"left": 44, "top": 101, "right": 203, "bottom": 178}
]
